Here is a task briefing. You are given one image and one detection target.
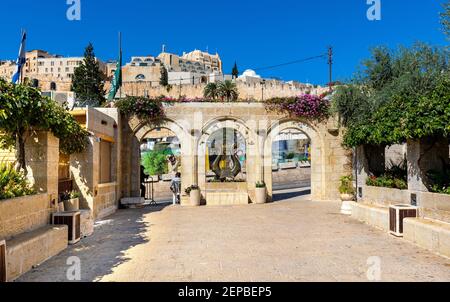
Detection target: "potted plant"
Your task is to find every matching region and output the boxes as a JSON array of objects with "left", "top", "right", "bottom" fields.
[
  {"left": 339, "top": 175, "right": 355, "bottom": 215},
  {"left": 62, "top": 190, "right": 81, "bottom": 212},
  {"left": 185, "top": 185, "right": 201, "bottom": 206},
  {"left": 255, "top": 181, "right": 267, "bottom": 204}
]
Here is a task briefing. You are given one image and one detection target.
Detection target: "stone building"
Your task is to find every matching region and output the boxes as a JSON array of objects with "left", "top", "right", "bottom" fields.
[{"left": 0, "top": 49, "right": 106, "bottom": 92}]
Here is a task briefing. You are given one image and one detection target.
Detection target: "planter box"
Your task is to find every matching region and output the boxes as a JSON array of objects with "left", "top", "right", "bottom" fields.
[
  {"left": 255, "top": 187, "right": 267, "bottom": 204},
  {"left": 190, "top": 190, "right": 201, "bottom": 206},
  {"left": 419, "top": 192, "right": 450, "bottom": 212},
  {"left": 63, "top": 198, "right": 79, "bottom": 212},
  {"left": 361, "top": 186, "right": 410, "bottom": 206}
]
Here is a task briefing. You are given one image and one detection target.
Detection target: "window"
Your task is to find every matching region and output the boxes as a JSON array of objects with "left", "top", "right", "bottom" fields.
[
  {"left": 50, "top": 82, "right": 57, "bottom": 91},
  {"left": 135, "top": 74, "right": 146, "bottom": 81},
  {"left": 65, "top": 67, "right": 69, "bottom": 72},
  {"left": 99, "top": 141, "right": 112, "bottom": 183}
]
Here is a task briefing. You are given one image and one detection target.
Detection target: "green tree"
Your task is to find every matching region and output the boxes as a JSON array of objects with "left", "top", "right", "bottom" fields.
[
  {"left": 333, "top": 43, "right": 450, "bottom": 147},
  {"left": 232, "top": 62, "right": 239, "bottom": 79},
  {"left": 0, "top": 79, "right": 89, "bottom": 172},
  {"left": 203, "top": 82, "right": 219, "bottom": 99},
  {"left": 141, "top": 151, "right": 168, "bottom": 176},
  {"left": 218, "top": 80, "right": 239, "bottom": 102},
  {"left": 71, "top": 43, "right": 106, "bottom": 107},
  {"left": 441, "top": 1, "right": 450, "bottom": 39}
]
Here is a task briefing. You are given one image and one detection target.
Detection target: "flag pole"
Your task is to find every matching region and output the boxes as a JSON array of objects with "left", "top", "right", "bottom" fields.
[
  {"left": 20, "top": 29, "right": 24, "bottom": 85},
  {"left": 119, "top": 31, "right": 122, "bottom": 99}
]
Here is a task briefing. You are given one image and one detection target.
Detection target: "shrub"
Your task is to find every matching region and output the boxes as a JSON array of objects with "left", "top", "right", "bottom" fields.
[
  {"left": 256, "top": 181, "right": 266, "bottom": 188},
  {"left": 339, "top": 175, "right": 355, "bottom": 195},
  {"left": 427, "top": 166, "right": 450, "bottom": 195},
  {"left": 0, "top": 162, "right": 35, "bottom": 200},
  {"left": 366, "top": 175, "right": 408, "bottom": 190},
  {"left": 141, "top": 151, "right": 168, "bottom": 176}
]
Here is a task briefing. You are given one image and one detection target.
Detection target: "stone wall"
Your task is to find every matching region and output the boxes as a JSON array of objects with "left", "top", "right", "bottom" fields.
[
  {"left": 356, "top": 139, "right": 450, "bottom": 222},
  {"left": 70, "top": 108, "right": 121, "bottom": 220},
  {"left": 116, "top": 81, "right": 328, "bottom": 101},
  {"left": 0, "top": 194, "right": 52, "bottom": 240},
  {"left": 360, "top": 186, "right": 410, "bottom": 206},
  {"left": 94, "top": 182, "right": 117, "bottom": 219}
]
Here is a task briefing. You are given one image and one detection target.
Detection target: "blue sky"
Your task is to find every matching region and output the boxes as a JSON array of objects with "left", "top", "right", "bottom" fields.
[{"left": 0, "top": 0, "right": 448, "bottom": 85}]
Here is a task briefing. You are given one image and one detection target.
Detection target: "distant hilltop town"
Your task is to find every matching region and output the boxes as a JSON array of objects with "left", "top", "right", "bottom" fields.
[{"left": 0, "top": 47, "right": 327, "bottom": 100}]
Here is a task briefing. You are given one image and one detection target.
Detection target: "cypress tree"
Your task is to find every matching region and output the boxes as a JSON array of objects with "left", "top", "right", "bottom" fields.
[
  {"left": 71, "top": 43, "right": 106, "bottom": 107},
  {"left": 232, "top": 62, "right": 239, "bottom": 79}
]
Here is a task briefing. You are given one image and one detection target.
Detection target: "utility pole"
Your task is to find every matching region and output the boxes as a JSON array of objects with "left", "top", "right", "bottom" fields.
[{"left": 328, "top": 46, "right": 333, "bottom": 92}]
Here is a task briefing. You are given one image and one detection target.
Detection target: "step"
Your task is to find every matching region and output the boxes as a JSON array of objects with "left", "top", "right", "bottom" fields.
[
  {"left": 351, "top": 202, "right": 389, "bottom": 232},
  {"left": 403, "top": 218, "right": 450, "bottom": 259}
]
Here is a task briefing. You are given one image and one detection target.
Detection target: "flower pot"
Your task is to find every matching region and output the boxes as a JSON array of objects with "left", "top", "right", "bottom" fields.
[
  {"left": 57, "top": 202, "right": 65, "bottom": 213},
  {"left": 255, "top": 187, "right": 267, "bottom": 204},
  {"left": 340, "top": 193, "right": 354, "bottom": 215},
  {"left": 190, "top": 190, "right": 201, "bottom": 206},
  {"left": 340, "top": 200, "right": 354, "bottom": 215},
  {"left": 340, "top": 193, "right": 354, "bottom": 202},
  {"left": 63, "top": 198, "right": 80, "bottom": 212}
]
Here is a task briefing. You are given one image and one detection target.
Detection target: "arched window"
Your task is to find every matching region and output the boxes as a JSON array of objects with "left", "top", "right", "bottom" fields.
[
  {"left": 135, "top": 74, "right": 146, "bottom": 81},
  {"left": 50, "top": 82, "right": 57, "bottom": 91},
  {"left": 32, "top": 79, "right": 39, "bottom": 88}
]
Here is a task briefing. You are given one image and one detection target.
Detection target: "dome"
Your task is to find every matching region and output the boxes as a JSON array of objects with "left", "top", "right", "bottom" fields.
[{"left": 240, "top": 69, "right": 260, "bottom": 78}]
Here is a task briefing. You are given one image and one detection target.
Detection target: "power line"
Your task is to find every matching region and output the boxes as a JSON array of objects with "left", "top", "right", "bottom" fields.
[
  {"left": 119, "top": 52, "right": 329, "bottom": 85},
  {"left": 251, "top": 54, "right": 327, "bottom": 72}
]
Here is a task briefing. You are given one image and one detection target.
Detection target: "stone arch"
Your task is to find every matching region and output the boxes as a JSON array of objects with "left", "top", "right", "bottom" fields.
[
  {"left": 264, "top": 118, "right": 326, "bottom": 201},
  {"left": 127, "top": 118, "right": 191, "bottom": 198},
  {"left": 197, "top": 117, "right": 260, "bottom": 203}
]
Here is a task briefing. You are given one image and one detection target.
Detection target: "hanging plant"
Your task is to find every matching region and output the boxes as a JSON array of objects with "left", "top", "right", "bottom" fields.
[
  {"left": 116, "top": 96, "right": 166, "bottom": 127},
  {"left": 265, "top": 94, "right": 330, "bottom": 120}
]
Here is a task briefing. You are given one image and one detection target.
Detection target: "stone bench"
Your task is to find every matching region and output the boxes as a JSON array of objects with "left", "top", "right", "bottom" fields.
[
  {"left": 279, "top": 162, "right": 297, "bottom": 170},
  {"left": 404, "top": 218, "right": 450, "bottom": 259},
  {"left": 351, "top": 202, "right": 389, "bottom": 232},
  {"left": 6, "top": 225, "right": 68, "bottom": 281}
]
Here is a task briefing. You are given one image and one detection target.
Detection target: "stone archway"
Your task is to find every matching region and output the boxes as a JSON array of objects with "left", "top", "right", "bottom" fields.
[
  {"left": 198, "top": 117, "right": 260, "bottom": 204},
  {"left": 264, "top": 119, "right": 326, "bottom": 201},
  {"left": 120, "top": 102, "right": 351, "bottom": 205},
  {"left": 125, "top": 118, "right": 191, "bottom": 198}
]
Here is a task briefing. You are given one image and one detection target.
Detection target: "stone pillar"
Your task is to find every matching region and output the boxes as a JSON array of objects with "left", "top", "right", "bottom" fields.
[
  {"left": 355, "top": 145, "right": 369, "bottom": 200},
  {"left": 70, "top": 136, "right": 95, "bottom": 211},
  {"left": 407, "top": 138, "right": 450, "bottom": 194},
  {"left": 25, "top": 131, "right": 59, "bottom": 207}
]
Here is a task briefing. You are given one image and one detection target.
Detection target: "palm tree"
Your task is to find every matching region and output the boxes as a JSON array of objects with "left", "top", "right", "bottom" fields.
[
  {"left": 218, "top": 80, "right": 239, "bottom": 102},
  {"left": 203, "top": 82, "right": 219, "bottom": 100}
]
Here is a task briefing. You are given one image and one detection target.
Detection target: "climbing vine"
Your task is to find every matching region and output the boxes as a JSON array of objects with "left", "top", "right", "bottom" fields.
[{"left": 265, "top": 94, "right": 330, "bottom": 120}]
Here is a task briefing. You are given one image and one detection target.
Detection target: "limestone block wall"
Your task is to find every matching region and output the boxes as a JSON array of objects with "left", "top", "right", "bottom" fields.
[
  {"left": 94, "top": 182, "right": 117, "bottom": 219},
  {"left": 115, "top": 81, "right": 328, "bottom": 101},
  {"left": 25, "top": 131, "right": 59, "bottom": 198},
  {"left": 0, "top": 194, "right": 52, "bottom": 240},
  {"left": 360, "top": 186, "right": 410, "bottom": 206},
  {"left": 70, "top": 108, "right": 121, "bottom": 220}
]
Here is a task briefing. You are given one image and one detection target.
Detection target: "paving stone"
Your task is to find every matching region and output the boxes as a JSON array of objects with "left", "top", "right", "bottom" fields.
[{"left": 17, "top": 191, "right": 450, "bottom": 282}]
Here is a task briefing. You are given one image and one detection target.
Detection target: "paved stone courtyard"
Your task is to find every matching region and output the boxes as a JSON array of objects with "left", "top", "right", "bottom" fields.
[{"left": 18, "top": 189, "right": 450, "bottom": 282}]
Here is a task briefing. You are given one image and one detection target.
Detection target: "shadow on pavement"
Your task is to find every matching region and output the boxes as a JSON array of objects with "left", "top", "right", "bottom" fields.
[{"left": 18, "top": 203, "right": 171, "bottom": 282}]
